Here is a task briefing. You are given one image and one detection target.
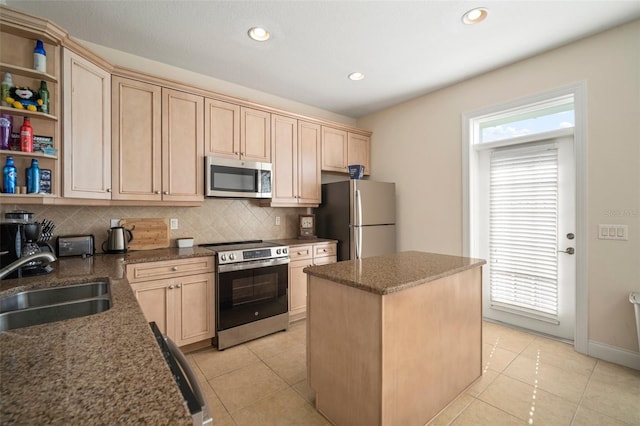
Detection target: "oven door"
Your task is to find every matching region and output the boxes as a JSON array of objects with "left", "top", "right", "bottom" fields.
[{"left": 216, "top": 257, "right": 289, "bottom": 331}]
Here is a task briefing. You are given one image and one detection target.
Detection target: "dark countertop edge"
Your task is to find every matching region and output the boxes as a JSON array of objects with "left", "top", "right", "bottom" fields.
[{"left": 304, "top": 251, "right": 486, "bottom": 295}]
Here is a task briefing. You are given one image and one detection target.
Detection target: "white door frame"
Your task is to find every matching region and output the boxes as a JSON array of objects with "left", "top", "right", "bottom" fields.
[{"left": 461, "top": 82, "right": 588, "bottom": 353}]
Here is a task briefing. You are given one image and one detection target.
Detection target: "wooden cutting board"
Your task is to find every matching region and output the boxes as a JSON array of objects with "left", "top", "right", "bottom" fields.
[{"left": 119, "top": 218, "right": 170, "bottom": 251}]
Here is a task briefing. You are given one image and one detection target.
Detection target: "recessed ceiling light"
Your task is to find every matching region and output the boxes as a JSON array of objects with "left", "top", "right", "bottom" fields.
[
  {"left": 348, "top": 72, "right": 365, "bottom": 81},
  {"left": 248, "top": 27, "right": 270, "bottom": 41},
  {"left": 462, "top": 7, "right": 488, "bottom": 25}
]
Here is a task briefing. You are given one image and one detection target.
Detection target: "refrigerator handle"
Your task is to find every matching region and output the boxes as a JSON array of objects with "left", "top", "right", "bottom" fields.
[{"left": 355, "top": 189, "right": 363, "bottom": 259}]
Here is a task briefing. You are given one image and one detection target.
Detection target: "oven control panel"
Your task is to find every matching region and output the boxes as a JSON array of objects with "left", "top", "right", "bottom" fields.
[{"left": 218, "top": 246, "right": 289, "bottom": 264}]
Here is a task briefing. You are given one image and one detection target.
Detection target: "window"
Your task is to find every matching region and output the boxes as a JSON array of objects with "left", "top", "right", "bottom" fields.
[{"left": 475, "top": 95, "right": 574, "bottom": 144}]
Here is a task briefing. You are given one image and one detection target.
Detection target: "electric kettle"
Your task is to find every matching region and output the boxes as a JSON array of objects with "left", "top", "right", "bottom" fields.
[{"left": 103, "top": 226, "right": 133, "bottom": 253}]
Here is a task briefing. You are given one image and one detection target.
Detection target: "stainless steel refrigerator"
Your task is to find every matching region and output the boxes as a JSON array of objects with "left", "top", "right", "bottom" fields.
[{"left": 315, "top": 180, "right": 396, "bottom": 261}]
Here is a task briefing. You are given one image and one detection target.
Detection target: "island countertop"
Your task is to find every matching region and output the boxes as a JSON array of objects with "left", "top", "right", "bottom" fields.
[
  {"left": 303, "top": 251, "right": 486, "bottom": 295},
  {"left": 0, "top": 249, "right": 215, "bottom": 425}
]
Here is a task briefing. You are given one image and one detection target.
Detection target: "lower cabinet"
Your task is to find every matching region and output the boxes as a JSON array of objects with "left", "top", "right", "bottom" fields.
[
  {"left": 289, "top": 242, "right": 337, "bottom": 322},
  {"left": 126, "top": 256, "right": 214, "bottom": 347}
]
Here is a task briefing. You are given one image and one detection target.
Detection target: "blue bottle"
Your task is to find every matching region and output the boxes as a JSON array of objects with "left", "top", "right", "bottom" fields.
[
  {"left": 26, "top": 158, "right": 40, "bottom": 194},
  {"left": 3, "top": 156, "right": 17, "bottom": 193}
]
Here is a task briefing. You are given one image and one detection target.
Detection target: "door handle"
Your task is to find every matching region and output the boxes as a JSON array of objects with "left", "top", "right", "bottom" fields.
[{"left": 558, "top": 247, "right": 575, "bottom": 255}]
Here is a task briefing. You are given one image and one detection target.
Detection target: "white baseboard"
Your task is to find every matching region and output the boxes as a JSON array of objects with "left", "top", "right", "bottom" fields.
[{"left": 588, "top": 340, "right": 640, "bottom": 370}]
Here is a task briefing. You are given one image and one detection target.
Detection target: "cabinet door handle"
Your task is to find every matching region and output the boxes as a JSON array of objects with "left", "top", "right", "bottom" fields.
[
  {"left": 106, "top": 188, "right": 111, "bottom": 193},
  {"left": 169, "top": 285, "right": 175, "bottom": 289},
  {"left": 172, "top": 266, "right": 178, "bottom": 271},
  {"left": 176, "top": 284, "right": 182, "bottom": 288},
  {"left": 164, "top": 191, "right": 169, "bottom": 195},
  {"left": 155, "top": 190, "right": 160, "bottom": 194}
]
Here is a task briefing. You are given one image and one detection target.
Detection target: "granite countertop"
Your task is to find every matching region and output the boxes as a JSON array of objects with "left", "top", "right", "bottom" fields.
[
  {"left": 304, "top": 251, "right": 486, "bottom": 295},
  {"left": 0, "top": 249, "right": 215, "bottom": 425}
]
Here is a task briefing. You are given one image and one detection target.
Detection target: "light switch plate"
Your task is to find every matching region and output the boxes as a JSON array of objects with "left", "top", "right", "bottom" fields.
[
  {"left": 598, "top": 224, "right": 628, "bottom": 240},
  {"left": 170, "top": 218, "right": 178, "bottom": 230},
  {"left": 110, "top": 219, "right": 120, "bottom": 227}
]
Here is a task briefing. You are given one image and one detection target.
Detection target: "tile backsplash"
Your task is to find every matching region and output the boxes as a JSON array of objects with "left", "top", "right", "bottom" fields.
[{"left": 1, "top": 199, "right": 305, "bottom": 252}]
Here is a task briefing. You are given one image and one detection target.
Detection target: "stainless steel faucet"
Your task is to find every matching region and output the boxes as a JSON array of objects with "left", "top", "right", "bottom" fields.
[{"left": 0, "top": 252, "right": 56, "bottom": 280}]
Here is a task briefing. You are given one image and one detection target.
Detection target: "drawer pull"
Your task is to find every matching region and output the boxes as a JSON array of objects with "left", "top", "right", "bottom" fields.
[{"left": 172, "top": 266, "right": 178, "bottom": 271}]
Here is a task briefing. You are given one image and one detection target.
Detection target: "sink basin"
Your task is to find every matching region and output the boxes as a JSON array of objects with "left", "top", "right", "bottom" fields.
[
  {"left": 0, "top": 298, "right": 111, "bottom": 331},
  {"left": 0, "top": 281, "right": 110, "bottom": 313}
]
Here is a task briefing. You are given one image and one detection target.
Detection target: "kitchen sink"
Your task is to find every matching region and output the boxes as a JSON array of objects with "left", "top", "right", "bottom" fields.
[
  {"left": 0, "top": 298, "right": 111, "bottom": 331},
  {"left": 0, "top": 281, "right": 112, "bottom": 331},
  {"left": 0, "top": 281, "right": 110, "bottom": 313}
]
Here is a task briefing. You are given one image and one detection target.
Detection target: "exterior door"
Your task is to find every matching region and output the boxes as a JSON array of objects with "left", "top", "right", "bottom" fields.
[{"left": 480, "top": 135, "right": 575, "bottom": 339}]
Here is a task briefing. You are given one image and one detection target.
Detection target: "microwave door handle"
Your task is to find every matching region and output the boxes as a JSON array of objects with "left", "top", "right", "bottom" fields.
[{"left": 164, "top": 335, "right": 212, "bottom": 423}]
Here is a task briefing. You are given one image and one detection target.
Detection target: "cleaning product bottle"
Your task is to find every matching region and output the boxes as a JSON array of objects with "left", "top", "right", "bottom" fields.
[
  {"left": 20, "top": 117, "right": 33, "bottom": 152},
  {"left": 3, "top": 156, "right": 17, "bottom": 194},
  {"left": 26, "top": 158, "right": 40, "bottom": 194},
  {"left": 34, "top": 40, "right": 47, "bottom": 73},
  {"left": 1, "top": 73, "right": 13, "bottom": 107},
  {"left": 39, "top": 80, "right": 49, "bottom": 114}
]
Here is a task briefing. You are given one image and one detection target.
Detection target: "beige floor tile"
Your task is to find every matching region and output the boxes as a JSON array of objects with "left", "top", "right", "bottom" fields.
[
  {"left": 245, "top": 329, "right": 299, "bottom": 360},
  {"left": 519, "top": 336, "right": 597, "bottom": 377},
  {"left": 292, "top": 379, "right": 316, "bottom": 405},
  {"left": 482, "top": 343, "right": 519, "bottom": 373},
  {"left": 191, "top": 344, "right": 261, "bottom": 380},
  {"left": 503, "top": 353, "right": 590, "bottom": 403},
  {"left": 450, "top": 399, "right": 523, "bottom": 425},
  {"left": 231, "top": 387, "right": 330, "bottom": 426},
  {"left": 478, "top": 374, "right": 577, "bottom": 425},
  {"left": 427, "top": 393, "right": 475, "bottom": 426},
  {"left": 571, "top": 406, "right": 628, "bottom": 426},
  {"left": 581, "top": 361, "right": 640, "bottom": 425},
  {"left": 483, "top": 322, "right": 536, "bottom": 354},
  {"left": 188, "top": 358, "right": 231, "bottom": 422},
  {"left": 467, "top": 369, "right": 499, "bottom": 397},
  {"left": 209, "top": 362, "right": 289, "bottom": 413},
  {"left": 262, "top": 341, "right": 307, "bottom": 385}
]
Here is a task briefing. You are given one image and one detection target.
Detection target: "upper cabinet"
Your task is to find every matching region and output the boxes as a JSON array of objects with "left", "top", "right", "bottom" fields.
[
  {"left": 347, "top": 132, "right": 370, "bottom": 176},
  {"left": 321, "top": 126, "right": 371, "bottom": 176},
  {"left": 62, "top": 49, "right": 111, "bottom": 199},
  {"left": 112, "top": 76, "right": 203, "bottom": 203},
  {"left": 112, "top": 76, "right": 162, "bottom": 201},
  {"left": 0, "top": 11, "right": 61, "bottom": 201},
  {"left": 205, "top": 100, "right": 271, "bottom": 163},
  {"left": 321, "top": 126, "right": 347, "bottom": 172},
  {"left": 270, "top": 115, "right": 321, "bottom": 207}
]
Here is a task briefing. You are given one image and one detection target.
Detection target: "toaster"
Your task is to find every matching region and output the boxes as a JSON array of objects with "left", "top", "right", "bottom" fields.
[{"left": 56, "top": 235, "right": 95, "bottom": 258}]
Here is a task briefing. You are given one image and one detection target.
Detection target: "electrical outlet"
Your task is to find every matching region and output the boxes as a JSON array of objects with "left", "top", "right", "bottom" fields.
[
  {"left": 275, "top": 216, "right": 281, "bottom": 226},
  {"left": 110, "top": 219, "right": 120, "bottom": 227},
  {"left": 170, "top": 218, "right": 179, "bottom": 230}
]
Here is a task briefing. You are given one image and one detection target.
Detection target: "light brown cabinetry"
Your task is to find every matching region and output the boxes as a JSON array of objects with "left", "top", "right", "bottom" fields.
[
  {"left": 347, "top": 132, "right": 370, "bottom": 176},
  {"left": 112, "top": 76, "right": 203, "bottom": 202},
  {"left": 0, "top": 16, "right": 61, "bottom": 201},
  {"left": 288, "top": 241, "right": 337, "bottom": 322},
  {"left": 62, "top": 49, "right": 111, "bottom": 199},
  {"left": 270, "top": 115, "right": 321, "bottom": 207},
  {"left": 126, "top": 256, "right": 215, "bottom": 347},
  {"left": 205, "top": 100, "right": 270, "bottom": 162},
  {"left": 322, "top": 126, "right": 371, "bottom": 175}
]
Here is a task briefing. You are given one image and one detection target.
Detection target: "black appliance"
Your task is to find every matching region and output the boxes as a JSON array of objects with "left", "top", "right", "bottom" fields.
[
  {"left": 0, "top": 222, "right": 54, "bottom": 279},
  {"left": 149, "top": 322, "right": 212, "bottom": 425},
  {"left": 200, "top": 240, "right": 289, "bottom": 350}
]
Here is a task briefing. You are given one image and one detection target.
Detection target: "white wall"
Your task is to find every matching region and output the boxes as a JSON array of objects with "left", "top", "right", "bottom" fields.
[
  {"left": 357, "top": 20, "right": 640, "bottom": 355},
  {"left": 79, "top": 39, "right": 357, "bottom": 127}
]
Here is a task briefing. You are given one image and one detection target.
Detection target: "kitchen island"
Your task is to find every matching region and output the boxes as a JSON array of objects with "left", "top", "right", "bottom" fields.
[
  {"left": 0, "top": 248, "right": 214, "bottom": 425},
  {"left": 303, "top": 251, "right": 486, "bottom": 426}
]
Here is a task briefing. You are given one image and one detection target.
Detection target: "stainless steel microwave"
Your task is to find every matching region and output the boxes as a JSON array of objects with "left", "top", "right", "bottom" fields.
[{"left": 205, "top": 157, "right": 272, "bottom": 198}]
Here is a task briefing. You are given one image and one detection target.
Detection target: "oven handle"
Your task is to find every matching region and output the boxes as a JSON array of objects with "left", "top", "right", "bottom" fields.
[
  {"left": 217, "top": 256, "right": 290, "bottom": 273},
  {"left": 164, "top": 334, "right": 213, "bottom": 425}
]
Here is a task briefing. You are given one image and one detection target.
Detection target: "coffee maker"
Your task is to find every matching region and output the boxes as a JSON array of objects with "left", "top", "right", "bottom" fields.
[{"left": 0, "top": 222, "right": 54, "bottom": 279}]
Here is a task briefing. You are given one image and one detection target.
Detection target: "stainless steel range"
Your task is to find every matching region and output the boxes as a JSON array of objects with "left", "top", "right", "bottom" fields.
[{"left": 200, "top": 240, "right": 289, "bottom": 350}]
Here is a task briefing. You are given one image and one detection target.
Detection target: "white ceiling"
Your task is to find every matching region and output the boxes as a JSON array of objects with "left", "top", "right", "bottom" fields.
[{"left": 6, "top": 0, "right": 640, "bottom": 118}]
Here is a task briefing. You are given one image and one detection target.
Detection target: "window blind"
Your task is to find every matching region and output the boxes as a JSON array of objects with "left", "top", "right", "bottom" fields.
[{"left": 489, "top": 143, "right": 559, "bottom": 321}]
